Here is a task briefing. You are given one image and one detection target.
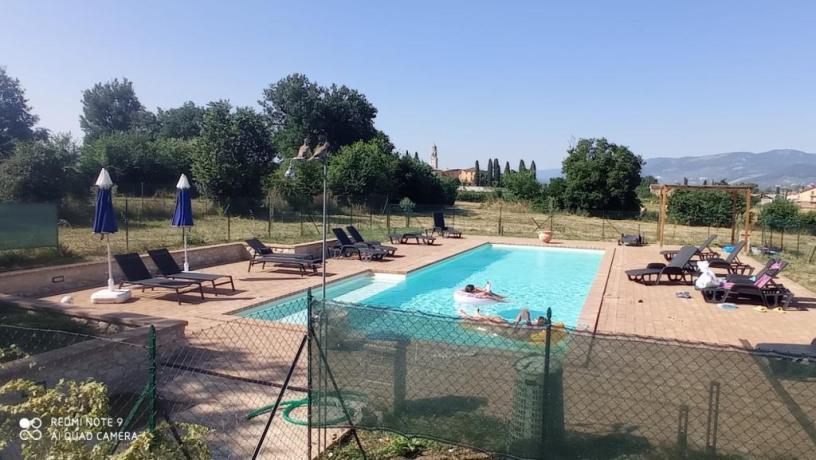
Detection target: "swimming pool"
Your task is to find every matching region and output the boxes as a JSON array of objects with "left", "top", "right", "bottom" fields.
[{"left": 237, "top": 244, "right": 603, "bottom": 328}]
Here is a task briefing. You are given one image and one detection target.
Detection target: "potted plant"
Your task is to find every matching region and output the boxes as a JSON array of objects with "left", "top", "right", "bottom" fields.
[{"left": 537, "top": 197, "right": 556, "bottom": 243}]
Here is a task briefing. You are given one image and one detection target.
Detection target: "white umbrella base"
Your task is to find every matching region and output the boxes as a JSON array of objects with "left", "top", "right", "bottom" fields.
[{"left": 91, "top": 288, "right": 131, "bottom": 304}]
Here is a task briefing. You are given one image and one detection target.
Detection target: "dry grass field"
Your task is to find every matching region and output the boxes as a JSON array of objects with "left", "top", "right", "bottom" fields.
[{"left": 3, "top": 197, "right": 816, "bottom": 294}]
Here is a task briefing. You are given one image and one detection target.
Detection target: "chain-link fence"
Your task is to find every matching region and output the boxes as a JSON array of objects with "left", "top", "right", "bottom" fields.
[
  {"left": 313, "top": 300, "right": 816, "bottom": 460},
  {"left": 4, "top": 298, "right": 816, "bottom": 460},
  {"left": 0, "top": 304, "right": 320, "bottom": 460}
]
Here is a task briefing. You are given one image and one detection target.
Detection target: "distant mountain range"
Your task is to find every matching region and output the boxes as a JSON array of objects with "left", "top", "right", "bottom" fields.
[{"left": 535, "top": 149, "right": 816, "bottom": 188}]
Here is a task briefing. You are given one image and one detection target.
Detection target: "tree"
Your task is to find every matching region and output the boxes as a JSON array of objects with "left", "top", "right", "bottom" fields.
[
  {"left": 413, "top": 152, "right": 419, "bottom": 161},
  {"left": 503, "top": 170, "right": 543, "bottom": 202},
  {"left": 530, "top": 160, "right": 537, "bottom": 176},
  {"left": 328, "top": 139, "right": 397, "bottom": 197},
  {"left": 191, "top": 101, "right": 276, "bottom": 210},
  {"left": 78, "top": 132, "right": 196, "bottom": 193},
  {"left": 394, "top": 156, "right": 456, "bottom": 205},
  {"left": 486, "top": 158, "right": 494, "bottom": 186},
  {"left": 0, "top": 67, "right": 38, "bottom": 157},
  {"left": 156, "top": 101, "right": 204, "bottom": 139},
  {"left": 759, "top": 197, "right": 800, "bottom": 231},
  {"left": 474, "top": 160, "right": 481, "bottom": 186},
  {"left": 79, "top": 78, "right": 149, "bottom": 141},
  {"left": 260, "top": 74, "right": 378, "bottom": 154},
  {"left": 0, "top": 135, "right": 81, "bottom": 202},
  {"left": 518, "top": 159, "right": 527, "bottom": 173},
  {"left": 493, "top": 159, "right": 501, "bottom": 186},
  {"left": 561, "top": 138, "right": 644, "bottom": 211},
  {"left": 504, "top": 161, "right": 511, "bottom": 176}
]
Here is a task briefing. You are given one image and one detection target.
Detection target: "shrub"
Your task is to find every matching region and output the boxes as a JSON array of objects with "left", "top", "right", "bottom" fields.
[
  {"left": 667, "top": 189, "right": 745, "bottom": 227},
  {"left": 456, "top": 190, "right": 488, "bottom": 202},
  {"left": 0, "top": 135, "right": 81, "bottom": 202},
  {"left": 759, "top": 197, "right": 801, "bottom": 230}
]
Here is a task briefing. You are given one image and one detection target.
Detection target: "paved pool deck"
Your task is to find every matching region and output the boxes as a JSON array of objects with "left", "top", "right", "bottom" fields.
[{"left": 37, "top": 235, "right": 816, "bottom": 351}]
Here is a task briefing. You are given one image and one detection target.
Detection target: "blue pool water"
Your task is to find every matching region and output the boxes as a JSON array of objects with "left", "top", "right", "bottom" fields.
[{"left": 237, "top": 244, "right": 603, "bottom": 328}]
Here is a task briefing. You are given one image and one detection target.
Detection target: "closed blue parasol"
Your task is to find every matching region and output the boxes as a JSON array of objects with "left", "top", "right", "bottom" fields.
[
  {"left": 172, "top": 174, "right": 193, "bottom": 271},
  {"left": 93, "top": 168, "right": 118, "bottom": 290}
]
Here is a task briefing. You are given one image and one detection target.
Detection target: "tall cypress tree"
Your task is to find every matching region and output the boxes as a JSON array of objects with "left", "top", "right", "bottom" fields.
[
  {"left": 486, "top": 158, "right": 494, "bottom": 185},
  {"left": 530, "top": 160, "right": 537, "bottom": 175},
  {"left": 474, "top": 160, "right": 481, "bottom": 186},
  {"left": 519, "top": 159, "right": 527, "bottom": 172},
  {"left": 504, "top": 161, "right": 511, "bottom": 176},
  {"left": 414, "top": 152, "right": 419, "bottom": 161},
  {"left": 493, "top": 158, "right": 501, "bottom": 185}
]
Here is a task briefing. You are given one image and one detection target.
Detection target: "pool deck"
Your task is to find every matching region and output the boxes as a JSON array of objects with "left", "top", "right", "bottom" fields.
[{"left": 35, "top": 234, "right": 816, "bottom": 350}]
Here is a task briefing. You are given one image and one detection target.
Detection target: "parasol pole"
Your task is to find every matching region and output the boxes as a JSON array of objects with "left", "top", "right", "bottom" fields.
[
  {"left": 106, "top": 233, "right": 114, "bottom": 291},
  {"left": 183, "top": 227, "right": 189, "bottom": 272}
]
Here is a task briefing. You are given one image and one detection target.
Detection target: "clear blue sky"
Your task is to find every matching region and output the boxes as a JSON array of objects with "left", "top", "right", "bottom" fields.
[{"left": 2, "top": 0, "right": 815, "bottom": 170}]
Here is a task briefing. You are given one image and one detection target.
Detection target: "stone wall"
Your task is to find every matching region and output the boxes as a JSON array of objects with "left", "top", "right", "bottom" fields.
[
  {"left": 0, "top": 239, "right": 336, "bottom": 298},
  {"left": 0, "top": 321, "right": 187, "bottom": 395},
  {"left": 0, "top": 243, "right": 248, "bottom": 297}
]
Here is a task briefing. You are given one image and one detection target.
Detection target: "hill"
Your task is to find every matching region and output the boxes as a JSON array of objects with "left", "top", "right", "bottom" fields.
[{"left": 536, "top": 150, "right": 816, "bottom": 188}]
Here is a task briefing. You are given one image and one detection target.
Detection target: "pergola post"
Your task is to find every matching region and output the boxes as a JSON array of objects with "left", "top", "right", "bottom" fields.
[
  {"left": 744, "top": 189, "right": 752, "bottom": 249},
  {"left": 653, "top": 184, "right": 753, "bottom": 249},
  {"left": 730, "top": 191, "right": 738, "bottom": 244},
  {"left": 657, "top": 186, "right": 667, "bottom": 247}
]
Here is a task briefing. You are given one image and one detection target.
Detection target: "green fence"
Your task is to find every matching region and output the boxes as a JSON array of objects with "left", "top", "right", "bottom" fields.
[
  {"left": 0, "top": 203, "right": 58, "bottom": 250},
  {"left": 313, "top": 300, "right": 816, "bottom": 459}
]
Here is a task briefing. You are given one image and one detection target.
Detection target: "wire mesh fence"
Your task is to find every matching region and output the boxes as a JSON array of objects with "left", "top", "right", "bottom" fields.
[
  {"left": 313, "top": 300, "right": 816, "bottom": 460},
  {"left": 3, "top": 298, "right": 816, "bottom": 459}
]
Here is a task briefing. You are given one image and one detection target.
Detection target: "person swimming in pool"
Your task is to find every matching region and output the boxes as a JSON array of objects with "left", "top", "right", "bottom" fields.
[{"left": 463, "top": 283, "right": 505, "bottom": 301}]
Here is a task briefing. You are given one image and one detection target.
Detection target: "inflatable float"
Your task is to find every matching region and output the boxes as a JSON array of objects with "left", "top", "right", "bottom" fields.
[{"left": 453, "top": 289, "right": 501, "bottom": 305}]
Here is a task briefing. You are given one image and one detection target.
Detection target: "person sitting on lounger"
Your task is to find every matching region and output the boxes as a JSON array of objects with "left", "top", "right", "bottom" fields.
[{"left": 464, "top": 283, "right": 506, "bottom": 301}]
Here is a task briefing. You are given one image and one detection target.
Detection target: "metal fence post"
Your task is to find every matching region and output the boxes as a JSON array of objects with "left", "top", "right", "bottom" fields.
[
  {"left": 148, "top": 324, "right": 157, "bottom": 433},
  {"left": 267, "top": 196, "right": 272, "bottom": 238},
  {"left": 306, "top": 288, "right": 313, "bottom": 460},
  {"left": 498, "top": 202, "right": 503, "bottom": 235},
  {"left": 227, "top": 214, "right": 231, "bottom": 241},
  {"left": 124, "top": 196, "right": 130, "bottom": 252},
  {"left": 386, "top": 206, "right": 391, "bottom": 234},
  {"left": 300, "top": 210, "right": 305, "bottom": 236},
  {"left": 541, "top": 307, "right": 553, "bottom": 450}
]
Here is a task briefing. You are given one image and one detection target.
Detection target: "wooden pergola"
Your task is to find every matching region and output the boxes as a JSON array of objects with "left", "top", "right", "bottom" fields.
[{"left": 656, "top": 184, "right": 754, "bottom": 247}]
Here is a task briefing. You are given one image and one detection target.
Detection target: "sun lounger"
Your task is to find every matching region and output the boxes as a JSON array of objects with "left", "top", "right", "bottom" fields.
[
  {"left": 346, "top": 225, "right": 397, "bottom": 256},
  {"left": 661, "top": 235, "right": 718, "bottom": 261},
  {"left": 626, "top": 245, "right": 699, "bottom": 285},
  {"left": 244, "top": 238, "right": 321, "bottom": 275},
  {"left": 701, "top": 260, "right": 792, "bottom": 308},
  {"left": 388, "top": 230, "right": 436, "bottom": 245},
  {"left": 114, "top": 252, "right": 203, "bottom": 304},
  {"left": 245, "top": 238, "right": 315, "bottom": 259},
  {"left": 332, "top": 228, "right": 387, "bottom": 260},
  {"left": 697, "top": 240, "right": 752, "bottom": 275},
  {"left": 147, "top": 248, "right": 235, "bottom": 293},
  {"left": 429, "top": 212, "right": 462, "bottom": 238},
  {"left": 725, "top": 258, "right": 777, "bottom": 284}
]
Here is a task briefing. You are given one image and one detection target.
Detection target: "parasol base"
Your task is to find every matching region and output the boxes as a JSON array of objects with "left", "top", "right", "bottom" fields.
[{"left": 91, "top": 288, "right": 131, "bottom": 304}]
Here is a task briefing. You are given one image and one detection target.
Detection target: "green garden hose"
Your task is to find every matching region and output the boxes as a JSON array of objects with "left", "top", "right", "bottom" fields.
[{"left": 246, "top": 392, "right": 364, "bottom": 426}]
